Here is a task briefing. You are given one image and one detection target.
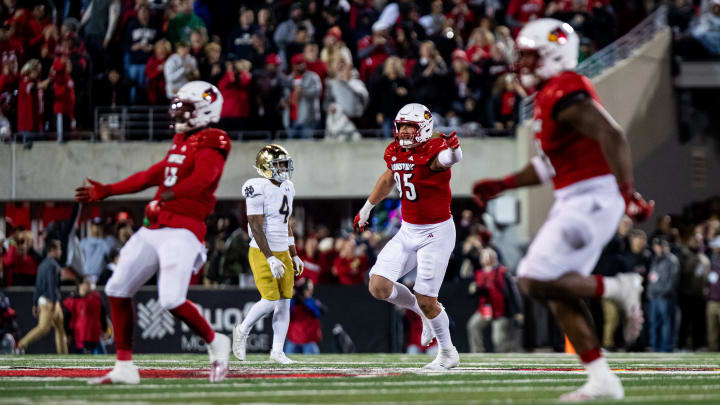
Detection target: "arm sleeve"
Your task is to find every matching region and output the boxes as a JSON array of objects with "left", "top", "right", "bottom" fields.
[
  {"left": 245, "top": 193, "right": 265, "bottom": 216},
  {"left": 107, "top": 159, "right": 166, "bottom": 196},
  {"left": 168, "top": 149, "right": 224, "bottom": 199}
]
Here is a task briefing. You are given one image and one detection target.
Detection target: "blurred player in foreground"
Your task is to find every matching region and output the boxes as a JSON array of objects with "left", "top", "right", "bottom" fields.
[
  {"left": 232, "top": 144, "right": 302, "bottom": 364},
  {"left": 75, "top": 81, "right": 232, "bottom": 384},
  {"left": 472, "top": 19, "right": 654, "bottom": 401},
  {"left": 354, "top": 103, "right": 463, "bottom": 370}
]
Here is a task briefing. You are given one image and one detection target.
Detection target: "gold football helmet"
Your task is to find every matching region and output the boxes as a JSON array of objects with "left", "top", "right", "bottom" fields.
[{"left": 255, "top": 144, "right": 294, "bottom": 182}]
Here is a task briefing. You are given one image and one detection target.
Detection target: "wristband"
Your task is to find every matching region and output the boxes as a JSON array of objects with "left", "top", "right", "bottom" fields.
[
  {"left": 437, "top": 147, "right": 463, "bottom": 167},
  {"left": 360, "top": 200, "right": 375, "bottom": 217},
  {"left": 288, "top": 236, "right": 295, "bottom": 246}
]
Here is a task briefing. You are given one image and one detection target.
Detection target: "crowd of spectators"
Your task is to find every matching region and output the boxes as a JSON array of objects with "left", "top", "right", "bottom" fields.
[
  {"left": 591, "top": 197, "right": 720, "bottom": 353},
  {"left": 4, "top": 194, "right": 719, "bottom": 353},
  {"left": 0, "top": 0, "right": 661, "bottom": 141}
]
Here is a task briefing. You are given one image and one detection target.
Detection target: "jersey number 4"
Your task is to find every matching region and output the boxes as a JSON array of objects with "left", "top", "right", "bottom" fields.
[
  {"left": 394, "top": 172, "right": 417, "bottom": 201},
  {"left": 279, "top": 195, "right": 290, "bottom": 223}
]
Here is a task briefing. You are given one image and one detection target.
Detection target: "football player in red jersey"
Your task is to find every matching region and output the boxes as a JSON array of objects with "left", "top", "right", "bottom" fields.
[
  {"left": 74, "top": 81, "right": 232, "bottom": 384},
  {"left": 353, "top": 103, "right": 463, "bottom": 370},
  {"left": 472, "top": 19, "right": 654, "bottom": 401}
]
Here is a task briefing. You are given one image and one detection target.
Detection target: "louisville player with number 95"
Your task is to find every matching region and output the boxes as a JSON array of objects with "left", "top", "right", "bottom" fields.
[{"left": 353, "top": 103, "right": 463, "bottom": 371}]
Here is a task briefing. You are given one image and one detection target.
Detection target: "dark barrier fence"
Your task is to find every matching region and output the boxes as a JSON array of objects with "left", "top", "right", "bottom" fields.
[{"left": 6, "top": 284, "right": 481, "bottom": 355}]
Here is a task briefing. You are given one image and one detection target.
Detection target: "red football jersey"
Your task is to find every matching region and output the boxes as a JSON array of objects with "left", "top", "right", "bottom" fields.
[
  {"left": 107, "top": 128, "right": 229, "bottom": 242},
  {"left": 532, "top": 71, "right": 612, "bottom": 190},
  {"left": 384, "top": 137, "right": 452, "bottom": 225}
]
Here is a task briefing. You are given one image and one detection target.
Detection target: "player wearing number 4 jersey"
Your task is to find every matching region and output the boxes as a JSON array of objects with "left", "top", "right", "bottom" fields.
[
  {"left": 472, "top": 20, "right": 654, "bottom": 402},
  {"left": 232, "top": 144, "right": 302, "bottom": 365},
  {"left": 354, "top": 103, "right": 463, "bottom": 370},
  {"left": 74, "top": 81, "right": 232, "bottom": 384}
]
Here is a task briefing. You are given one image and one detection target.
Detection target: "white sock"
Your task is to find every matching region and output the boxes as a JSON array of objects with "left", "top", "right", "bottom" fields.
[
  {"left": 584, "top": 356, "right": 613, "bottom": 381},
  {"left": 602, "top": 276, "right": 621, "bottom": 300},
  {"left": 428, "top": 308, "right": 453, "bottom": 350},
  {"left": 385, "top": 282, "right": 423, "bottom": 317},
  {"left": 116, "top": 360, "right": 134, "bottom": 368},
  {"left": 239, "top": 298, "right": 276, "bottom": 333},
  {"left": 271, "top": 299, "right": 291, "bottom": 353}
]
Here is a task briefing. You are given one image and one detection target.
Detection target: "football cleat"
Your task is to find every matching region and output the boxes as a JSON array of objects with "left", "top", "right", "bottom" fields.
[
  {"left": 559, "top": 374, "right": 624, "bottom": 402},
  {"left": 207, "top": 333, "right": 230, "bottom": 383},
  {"left": 232, "top": 324, "right": 248, "bottom": 361},
  {"left": 422, "top": 346, "right": 459, "bottom": 371},
  {"left": 269, "top": 351, "right": 295, "bottom": 365},
  {"left": 88, "top": 362, "right": 140, "bottom": 385},
  {"left": 611, "top": 273, "right": 644, "bottom": 345}
]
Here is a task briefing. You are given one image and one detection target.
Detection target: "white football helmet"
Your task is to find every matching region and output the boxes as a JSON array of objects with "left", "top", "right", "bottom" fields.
[
  {"left": 170, "top": 81, "right": 224, "bottom": 133},
  {"left": 394, "top": 103, "right": 433, "bottom": 148},
  {"left": 516, "top": 18, "right": 579, "bottom": 80}
]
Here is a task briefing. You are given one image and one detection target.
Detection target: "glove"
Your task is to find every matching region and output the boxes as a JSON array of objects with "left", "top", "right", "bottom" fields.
[
  {"left": 619, "top": 181, "right": 654, "bottom": 223},
  {"left": 292, "top": 255, "right": 304, "bottom": 276},
  {"left": 187, "top": 131, "right": 231, "bottom": 152},
  {"left": 353, "top": 201, "right": 375, "bottom": 234},
  {"left": 145, "top": 199, "right": 162, "bottom": 224},
  {"left": 353, "top": 213, "right": 368, "bottom": 234},
  {"left": 443, "top": 131, "right": 459, "bottom": 149},
  {"left": 75, "top": 178, "right": 111, "bottom": 203},
  {"left": 267, "top": 256, "right": 286, "bottom": 279},
  {"left": 472, "top": 176, "right": 516, "bottom": 210}
]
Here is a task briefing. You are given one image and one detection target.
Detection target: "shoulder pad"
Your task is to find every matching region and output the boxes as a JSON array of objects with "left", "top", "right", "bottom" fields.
[
  {"left": 190, "top": 128, "right": 232, "bottom": 153},
  {"left": 242, "top": 178, "right": 268, "bottom": 199},
  {"left": 383, "top": 142, "right": 398, "bottom": 167}
]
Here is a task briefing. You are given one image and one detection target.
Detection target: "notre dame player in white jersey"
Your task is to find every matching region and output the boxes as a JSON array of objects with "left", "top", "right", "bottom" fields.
[{"left": 233, "top": 144, "right": 303, "bottom": 364}]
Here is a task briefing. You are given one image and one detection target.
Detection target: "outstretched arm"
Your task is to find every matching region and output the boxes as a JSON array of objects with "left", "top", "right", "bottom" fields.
[
  {"left": 75, "top": 160, "right": 165, "bottom": 202},
  {"left": 471, "top": 161, "right": 542, "bottom": 210},
  {"left": 353, "top": 169, "right": 395, "bottom": 233}
]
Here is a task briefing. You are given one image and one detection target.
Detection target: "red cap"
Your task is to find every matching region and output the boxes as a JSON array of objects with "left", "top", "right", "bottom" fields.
[
  {"left": 451, "top": 49, "right": 469, "bottom": 63},
  {"left": 290, "top": 53, "right": 305, "bottom": 65},
  {"left": 325, "top": 26, "right": 342, "bottom": 40},
  {"left": 265, "top": 53, "right": 280, "bottom": 66}
]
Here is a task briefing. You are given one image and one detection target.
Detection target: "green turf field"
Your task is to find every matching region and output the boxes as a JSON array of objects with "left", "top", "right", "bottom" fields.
[{"left": 1, "top": 353, "right": 719, "bottom": 404}]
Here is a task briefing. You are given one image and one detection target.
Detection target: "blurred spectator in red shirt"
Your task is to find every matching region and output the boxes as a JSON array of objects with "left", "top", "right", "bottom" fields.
[
  {"left": 2, "top": 230, "right": 41, "bottom": 286},
  {"left": 493, "top": 73, "right": 525, "bottom": 130},
  {"left": 303, "top": 43, "right": 327, "bottom": 82},
  {"left": 357, "top": 22, "right": 394, "bottom": 82},
  {"left": 63, "top": 277, "right": 108, "bottom": 353},
  {"left": 332, "top": 237, "right": 369, "bottom": 285},
  {"left": 17, "top": 59, "right": 50, "bottom": 140},
  {"left": 298, "top": 236, "right": 323, "bottom": 285},
  {"left": 51, "top": 55, "right": 76, "bottom": 130},
  {"left": 506, "top": 0, "right": 547, "bottom": 36},
  {"left": 405, "top": 310, "right": 437, "bottom": 354},
  {"left": 285, "top": 278, "right": 324, "bottom": 354},
  {"left": 145, "top": 38, "right": 171, "bottom": 105},
  {"left": 27, "top": 3, "right": 51, "bottom": 52},
  {"left": 466, "top": 248, "right": 523, "bottom": 352},
  {"left": 217, "top": 58, "right": 251, "bottom": 131}
]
